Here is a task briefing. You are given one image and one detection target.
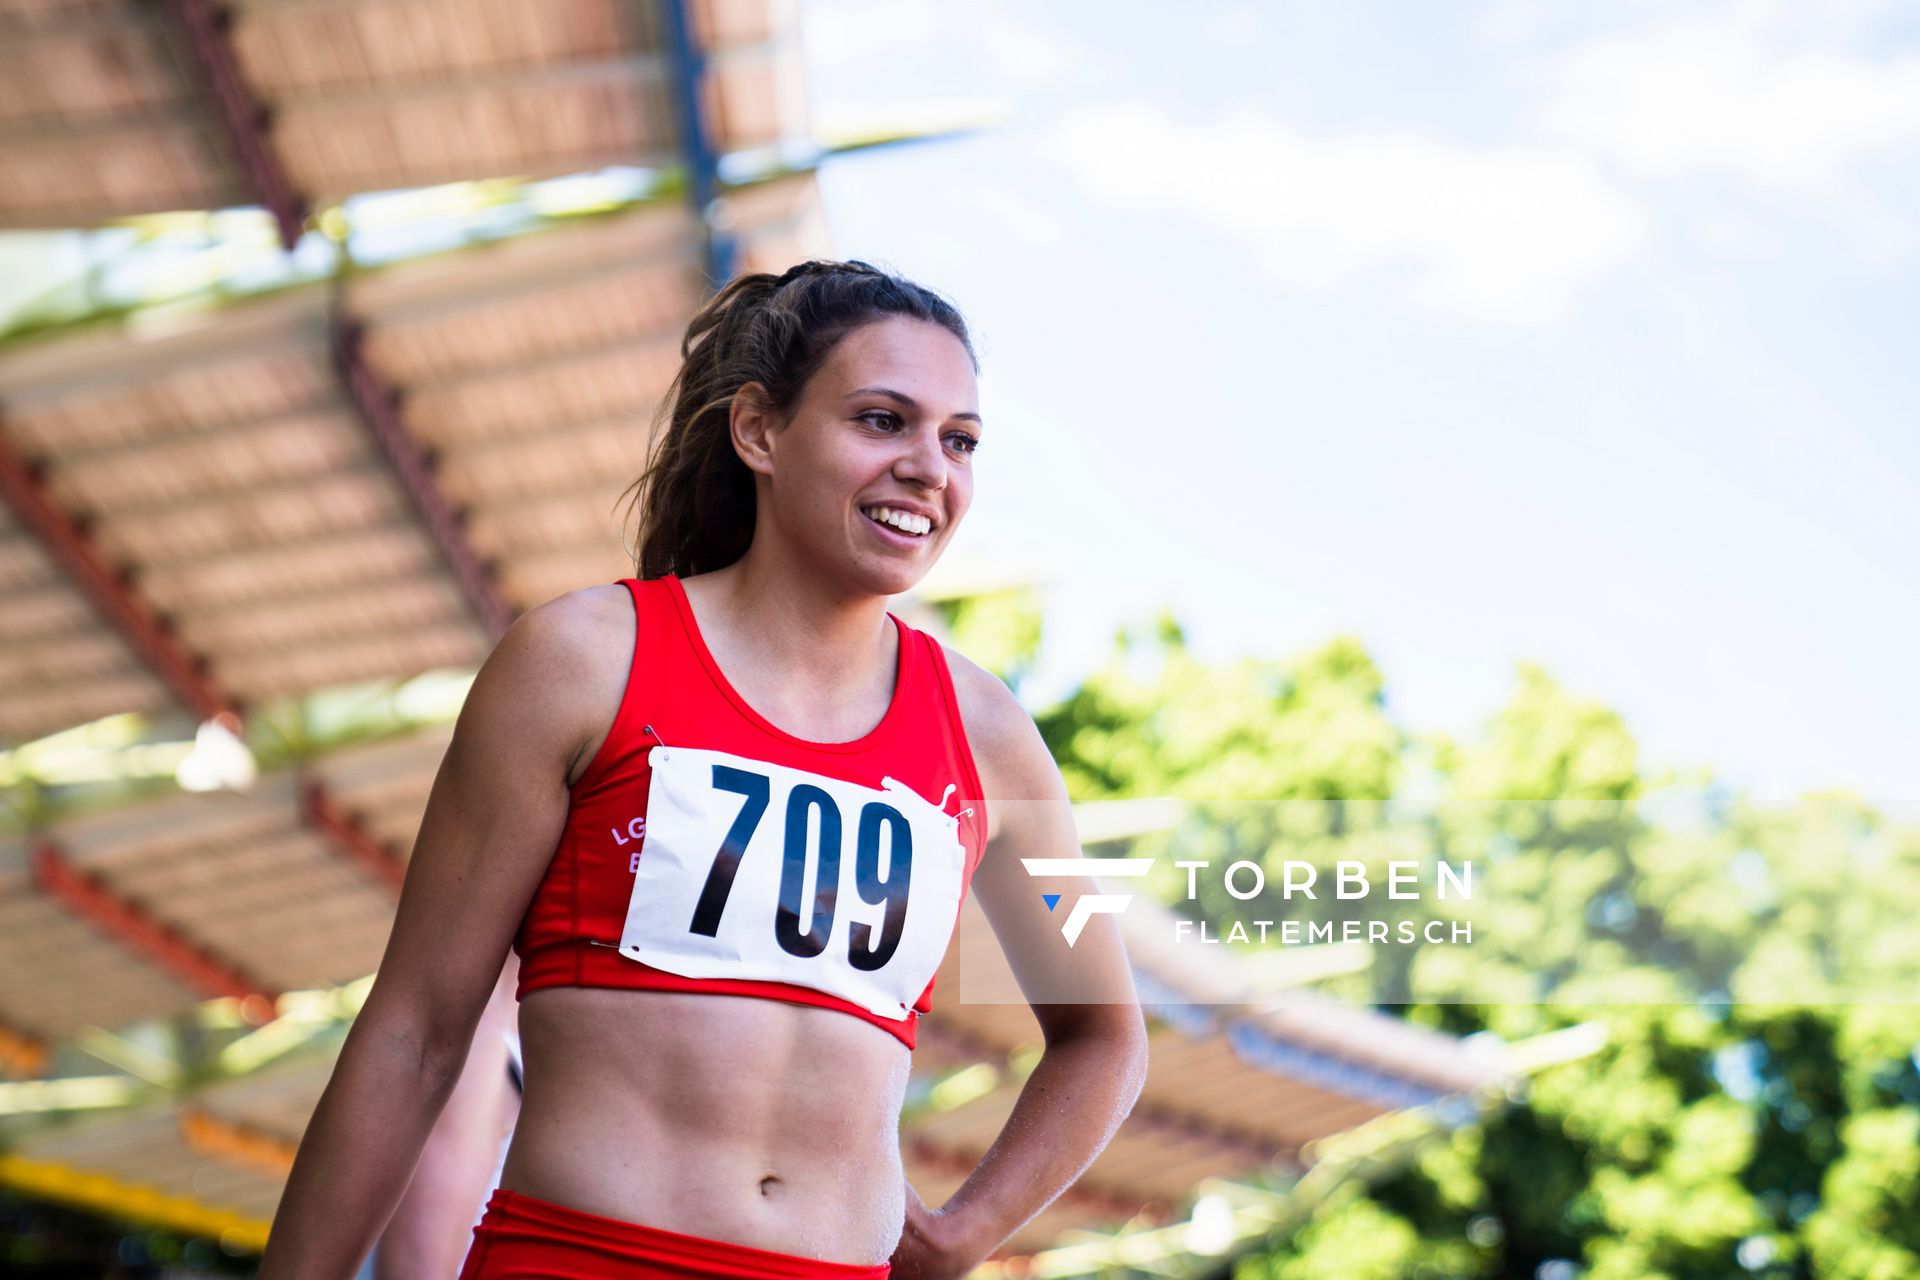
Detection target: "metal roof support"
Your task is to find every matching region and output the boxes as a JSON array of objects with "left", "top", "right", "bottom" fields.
[
  {"left": 1223, "top": 1019, "right": 1448, "bottom": 1111},
  {"left": 916, "top": 1022, "right": 1290, "bottom": 1166},
  {"left": 0, "top": 426, "right": 236, "bottom": 724},
  {"left": 29, "top": 843, "right": 272, "bottom": 1004},
  {"left": 165, "top": 0, "right": 308, "bottom": 250},
  {"left": 659, "top": 0, "right": 739, "bottom": 287},
  {"left": 1129, "top": 1098, "right": 1299, "bottom": 1167},
  {"left": 0, "top": 1022, "right": 50, "bottom": 1079},
  {"left": 903, "top": 1135, "right": 1159, "bottom": 1224},
  {"left": 0, "top": 1151, "right": 271, "bottom": 1253},
  {"left": 178, "top": 1105, "right": 297, "bottom": 1176},
  {"left": 300, "top": 780, "right": 405, "bottom": 894},
  {"left": 331, "top": 316, "right": 515, "bottom": 641},
  {"left": 912, "top": 1017, "right": 1011, "bottom": 1065}
]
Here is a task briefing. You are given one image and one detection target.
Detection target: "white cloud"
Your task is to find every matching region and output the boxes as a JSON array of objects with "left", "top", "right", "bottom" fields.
[
  {"left": 976, "top": 12, "right": 1069, "bottom": 82},
  {"left": 1528, "top": 5, "right": 1920, "bottom": 189},
  {"left": 1492, "top": 0, "right": 1920, "bottom": 257},
  {"left": 1053, "top": 103, "right": 1647, "bottom": 325},
  {"left": 798, "top": 0, "right": 942, "bottom": 72},
  {"left": 1678, "top": 191, "right": 1788, "bottom": 259},
  {"left": 1203, "top": 5, "right": 1263, "bottom": 48},
  {"left": 960, "top": 186, "right": 1062, "bottom": 247},
  {"left": 799, "top": 0, "right": 1105, "bottom": 89},
  {"left": 1481, "top": 0, "right": 1902, "bottom": 49}
]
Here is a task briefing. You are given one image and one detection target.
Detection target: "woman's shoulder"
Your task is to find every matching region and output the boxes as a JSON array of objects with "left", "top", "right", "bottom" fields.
[
  {"left": 935, "top": 642, "right": 1056, "bottom": 800},
  {"left": 483, "top": 583, "right": 640, "bottom": 785},
  {"left": 503, "top": 582, "right": 636, "bottom": 676}
]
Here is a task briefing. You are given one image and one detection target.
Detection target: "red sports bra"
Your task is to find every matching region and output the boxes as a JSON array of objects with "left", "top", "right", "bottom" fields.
[{"left": 514, "top": 575, "right": 990, "bottom": 1050}]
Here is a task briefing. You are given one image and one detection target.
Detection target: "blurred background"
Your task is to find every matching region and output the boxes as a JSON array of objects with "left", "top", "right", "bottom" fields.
[{"left": 1, "top": 0, "right": 1916, "bottom": 1276}]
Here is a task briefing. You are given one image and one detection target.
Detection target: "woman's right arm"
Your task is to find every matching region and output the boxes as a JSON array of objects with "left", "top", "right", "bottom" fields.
[
  {"left": 370, "top": 955, "right": 521, "bottom": 1280},
  {"left": 258, "top": 596, "right": 608, "bottom": 1279}
]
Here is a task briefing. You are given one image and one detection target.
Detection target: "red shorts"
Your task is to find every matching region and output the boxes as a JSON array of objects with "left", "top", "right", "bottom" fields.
[{"left": 458, "top": 1188, "right": 893, "bottom": 1279}]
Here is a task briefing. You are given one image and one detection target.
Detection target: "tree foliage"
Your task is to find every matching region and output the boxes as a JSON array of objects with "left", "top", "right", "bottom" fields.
[{"left": 1034, "top": 618, "right": 1920, "bottom": 1279}]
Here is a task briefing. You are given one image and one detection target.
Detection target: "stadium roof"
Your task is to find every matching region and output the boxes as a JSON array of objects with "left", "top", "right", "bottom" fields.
[{"left": 0, "top": 0, "right": 1511, "bottom": 1264}]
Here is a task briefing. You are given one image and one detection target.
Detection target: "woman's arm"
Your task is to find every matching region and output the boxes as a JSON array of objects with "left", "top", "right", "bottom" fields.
[
  {"left": 370, "top": 958, "right": 521, "bottom": 1280},
  {"left": 894, "top": 656, "right": 1150, "bottom": 1278},
  {"left": 259, "top": 599, "right": 606, "bottom": 1280}
]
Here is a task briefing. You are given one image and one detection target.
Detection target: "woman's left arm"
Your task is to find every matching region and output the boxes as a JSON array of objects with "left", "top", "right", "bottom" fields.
[{"left": 892, "top": 655, "right": 1150, "bottom": 1278}]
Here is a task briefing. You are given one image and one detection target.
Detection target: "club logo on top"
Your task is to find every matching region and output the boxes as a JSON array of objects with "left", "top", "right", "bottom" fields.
[{"left": 1021, "top": 858, "right": 1156, "bottom": 946}]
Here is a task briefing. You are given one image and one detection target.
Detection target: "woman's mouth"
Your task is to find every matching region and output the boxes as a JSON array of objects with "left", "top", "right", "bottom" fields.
[{"left": 861, "top": 505, "right": 933, "bottom": 540}]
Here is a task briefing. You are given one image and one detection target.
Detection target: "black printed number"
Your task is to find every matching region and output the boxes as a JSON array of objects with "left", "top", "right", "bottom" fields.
[
  {"left": 692, "top": 766, "right": 914, "bottom": 967},
  {"left": 689, "top": 766, "right": 768, "bottom": 937},
  {"left": 850, "top": 803, "right": 912, "bottom": 970},
  {"left": 777, "top": 784, "right": 840, "bottom": 956}
]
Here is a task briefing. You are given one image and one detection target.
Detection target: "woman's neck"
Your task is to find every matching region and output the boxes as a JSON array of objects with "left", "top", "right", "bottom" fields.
[{"left": 681, "top": 547, "right": 899, "bottom": 728}]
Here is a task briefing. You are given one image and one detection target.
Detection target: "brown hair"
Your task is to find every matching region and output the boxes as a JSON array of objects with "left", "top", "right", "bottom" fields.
[{"left": 621, "top": 259, "right": 977, "bottom": 580}]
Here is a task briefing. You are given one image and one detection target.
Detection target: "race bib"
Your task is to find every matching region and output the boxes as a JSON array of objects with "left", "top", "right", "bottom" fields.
[{"left": 617, "top": 744, "right": 970, "bottom": 1020}]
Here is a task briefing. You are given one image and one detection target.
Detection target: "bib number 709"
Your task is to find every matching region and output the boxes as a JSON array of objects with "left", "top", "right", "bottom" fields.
[
  {"left": 619, "top": 744, "right": 968, "bottom": 1020},
  {"left": 691, "top": 764, "right": 913, "bottom": 970}
]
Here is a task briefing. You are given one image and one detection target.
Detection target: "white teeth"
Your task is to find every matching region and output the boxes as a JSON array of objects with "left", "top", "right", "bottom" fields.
[{"left": 864, "top": 506, "right": 931, "bottom": 536}]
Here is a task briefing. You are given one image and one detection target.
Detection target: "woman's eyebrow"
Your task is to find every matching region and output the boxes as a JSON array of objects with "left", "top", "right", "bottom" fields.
[{"left": 846, "top": 385, "right": 983, "bottom": 424}]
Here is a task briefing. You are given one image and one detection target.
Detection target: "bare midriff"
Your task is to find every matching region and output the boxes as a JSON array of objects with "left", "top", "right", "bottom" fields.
[{"left": 501, "top": 985, "right": 913, "bottom": 1266}]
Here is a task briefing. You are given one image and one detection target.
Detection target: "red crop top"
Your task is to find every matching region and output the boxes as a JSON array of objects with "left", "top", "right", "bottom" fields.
[{"left": 514, "top": 575, "right": 991, "bottom": 1050}]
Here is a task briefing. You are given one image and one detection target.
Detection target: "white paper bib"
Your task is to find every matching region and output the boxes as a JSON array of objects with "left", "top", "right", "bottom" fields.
[{"left": 618, "top": 744, "right": 970, "bottom": 1020}]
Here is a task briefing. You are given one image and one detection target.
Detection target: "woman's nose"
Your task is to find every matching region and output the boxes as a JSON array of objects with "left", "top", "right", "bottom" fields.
[{"left": 893, "top": 426, "right": 948, "bottom": 490}]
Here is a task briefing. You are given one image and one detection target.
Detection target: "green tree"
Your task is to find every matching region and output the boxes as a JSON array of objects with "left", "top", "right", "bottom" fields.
[{"left": 1029, "top": 612, "right": 1920, "bottom": 1280}]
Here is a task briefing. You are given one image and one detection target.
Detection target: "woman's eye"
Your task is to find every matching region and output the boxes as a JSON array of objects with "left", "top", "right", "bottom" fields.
[{"left": 859, "top": 411, "right": 976, "bottom": 455}]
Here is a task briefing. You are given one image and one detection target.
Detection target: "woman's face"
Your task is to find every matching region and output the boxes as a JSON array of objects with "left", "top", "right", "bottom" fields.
[{"left": 741, "top": 316, "right": 982, "bottom": 598}]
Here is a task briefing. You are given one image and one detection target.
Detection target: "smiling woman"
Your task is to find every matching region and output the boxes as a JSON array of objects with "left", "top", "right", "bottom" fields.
[
  {"left": 256, "top": 258, "right": 1146, "bottom": 1280},
  {"left": 626, "top": 260, "right": 982, "bottom": 589},
  {"left": 715, "top": 313, "right": 982, "bottom": 599}
]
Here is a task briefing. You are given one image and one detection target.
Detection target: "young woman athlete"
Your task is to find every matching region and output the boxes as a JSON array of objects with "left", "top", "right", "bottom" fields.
[{"left": 260, "top": 259, "right": 1149, "bottom": 1279}]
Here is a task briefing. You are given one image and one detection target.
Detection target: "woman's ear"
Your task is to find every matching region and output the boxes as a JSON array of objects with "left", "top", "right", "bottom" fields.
[{"left": 730, "top": 382, "right": 779, "bottom": 477}]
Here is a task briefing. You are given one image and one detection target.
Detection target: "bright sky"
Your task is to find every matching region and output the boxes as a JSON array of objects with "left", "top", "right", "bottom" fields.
[{"left": 796, "top": 0, "right": 1920, "bottom": 819}]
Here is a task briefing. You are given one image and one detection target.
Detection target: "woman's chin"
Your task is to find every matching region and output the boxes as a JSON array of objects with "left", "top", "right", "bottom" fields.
[{"left": 843, "top": 555, "right": 932, "bottom": 599}]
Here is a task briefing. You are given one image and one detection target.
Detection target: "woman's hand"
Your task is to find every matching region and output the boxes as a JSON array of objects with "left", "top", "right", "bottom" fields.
[{"left": 888, "top": 1180, "right": 975, "bottom": 1280}]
